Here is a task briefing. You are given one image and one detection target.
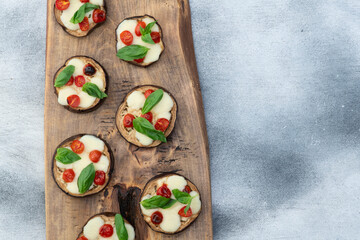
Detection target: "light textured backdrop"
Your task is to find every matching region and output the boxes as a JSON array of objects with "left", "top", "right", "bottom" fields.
[{"left": 1, "top": 0, "right": 360, "bottom": 239}]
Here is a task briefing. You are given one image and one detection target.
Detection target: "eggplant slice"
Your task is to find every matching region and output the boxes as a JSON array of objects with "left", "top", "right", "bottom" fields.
[
  {"left": 54, "top": 1, "right": 107, "bottom": 37},
  {"left": 116, "top": 15, "right": 165, "bottom": 67},
  {"left": 54, "top": 56, "right": 108, "bottom": 113},
  {"left": 77, "top": 212, "right": 135, "bottom": 240},
  {"left": 52, "top": 134, "right": 114, "bottom": 197},
  {"left": 115, "top": 85, "right": 177, "bottom": 148},
  {"left": 140, "top": 173, "right": 202, "bottom": 234}
]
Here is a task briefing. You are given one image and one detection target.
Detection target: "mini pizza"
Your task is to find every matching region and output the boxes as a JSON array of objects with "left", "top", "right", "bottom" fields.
[
  {"left": 116, "top": 15, "right": 165, "bottom": 67},
  {"left": 140, "top": 173, "right": 202, "bottom": 234},
  {"left": 77, "top": 213, "right": 135, "bottom": 240},
  {"left": 115, "top": 86, "right": 177, "bottom": 147},
  {"left": 52, "top": 134, "right": 113, "bottom": 197},
  {"left": 55, "top": 0, "right": 106, "bottom": 37},
  {"left": 54, "top": 56, "right": 107, "bottom": 112}
]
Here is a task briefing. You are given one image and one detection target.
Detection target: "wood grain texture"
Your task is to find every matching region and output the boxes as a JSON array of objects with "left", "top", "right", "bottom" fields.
[{"left": 44, "top": 0, "right": 213, "bottom": 239}]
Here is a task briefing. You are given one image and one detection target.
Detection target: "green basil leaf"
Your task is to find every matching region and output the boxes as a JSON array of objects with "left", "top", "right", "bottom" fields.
[
  {"left": 141, "top": 195, "right": 174, "bottom": 209},
  {"left": 82, "top": 82, "right": 107, "bottom": 99},
  {"left": 55, "top": 148, "right": 81, "bottom": 164},
  {"left": 133, "top": 117, "right": 167, "bottom": 142},
  {"left": 115, "top": 214, "right": 128, "bottom": 240},
  {"left": 142, "top": 21, "right": 157, "bottom": 35},
  {"left": 77, "top": 163, "right": 95, "bottom": 194},
  {"left": 184, "top": 200, "right": 193, "bottom": 214},
  {"left": 54, "top": 65, "right": 75, "bottom": 87},
  {"left": 140, "top": 26, "right": 146, "bottom": 36},
  {"left": 142, "top": 89, "right": 163, "bottom": 114},
  {"left": 70, "top": 3, "right": 99, "bottom": 24},
  {"left": 172, "top": 189, "right": 193, "bottom": 204},
  {"left": 141, "top": 33, "right": 155, "bottom": 44},
  {"left": 116, "top": 45, "right": 150, "bottom": 61}
]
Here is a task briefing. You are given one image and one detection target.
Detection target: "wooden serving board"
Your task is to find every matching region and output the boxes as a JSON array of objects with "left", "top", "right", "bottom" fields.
[{"left": 44, "top": 0, "right": 213, "bottom": 239}]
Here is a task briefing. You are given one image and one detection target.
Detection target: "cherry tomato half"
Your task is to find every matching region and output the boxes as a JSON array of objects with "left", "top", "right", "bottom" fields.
[
  {"left": 150, "top": 32, "right": 161, "bottom": 43},
  {"left": 79, "top": 17, "right": 90, "bottom": 31},
  {"left": 178, "top": 206, "right": 192, "bottom": 217},
  {"left": 77, "top": 236, "right": 88, "bottom": 240},
  {"left": 83, "top": 64, "right": 96, "bottom": 76},
  {"left": 135, "top": 21, "right": 146, "bottom": 36},
  {"left": 71, "top": 140, "right": 85, "bottom": 154},
  {"left": 93, "top": 9, "right": 106, "bottom": 23},
  {"left": 80, "top": 0, "right": 89, "bottom": 2},
  {"left": 123, "top": 114, "right": 135, "bottom": 128},
  {"left": 134, "top": 57, "right": 145, "bottom": 63},
  {"left": 94, "top": 170, "right": 106, "bottom": 185},
  {"left": 99, "top": 224, "right": 113, "bottom": 238},
  {"left": 55, "top": 0, "right": 70, "bottom": 11},
  {"left": 183, "top": 185, "right": 192, "bottom": 194},
  {"left": 141, "top": 112, "right": 153, "bottom": 123},
  {"left": 155, "top": 118, "right": 170, "bottom": 132},
  {"left": 120, "top": 31, "right": 133, "bottom": 46},
  {"left": 156, "top": 184, "right": 171, "bottom": 198},
  {"left": 65, "top": 75, "right": 74, "bottom": 86},
  {"left": 144, "top": 89, "right": 154, "bottom": 98},
  {"left": 62, "top": 169, "right": 75, "bottom": 183},
  {"left": 75, "top": 75, "right": 86, "bottom": 87},
  {"left": 89, "top": 150, "right": 102, "bottom": 163},
  {"left": 67, "top": 95, "right": 80, "bottom": 108},
  {"left": 151, "top": 211, "right": 163, "bottom": 225}
]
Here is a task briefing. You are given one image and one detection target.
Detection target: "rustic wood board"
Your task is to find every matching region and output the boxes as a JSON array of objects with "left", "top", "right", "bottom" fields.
[{"left": 44, "top": 0, "right": 213, "bottom": 239}]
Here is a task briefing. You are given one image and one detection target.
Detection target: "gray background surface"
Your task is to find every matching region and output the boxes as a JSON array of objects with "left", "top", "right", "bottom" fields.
[{"left": 1, "top": 0, "right": 360, "bottom": 239}]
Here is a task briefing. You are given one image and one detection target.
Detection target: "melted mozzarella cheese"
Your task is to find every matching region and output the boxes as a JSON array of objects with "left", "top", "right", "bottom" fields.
[
  {"left": 125, "top": 223, "right": 135, "bottom": 240},
  {"left": 60, "top": 0, "right": 103, "bottom": 30},
  {"left": 152, "top": 92, "right": 174, "bottom": 114},
  {"left": 80, "top": 135, "right": 105, "bottom": 152},
  {"left": 58, "top": 87, "right": 77, "bottom": 105},
  {"left": 95, "top": 155, "right": 110, "bottom": 172},
  {"left": 127, "top": 91, "right": 146, "bottom": 110},
  {"left": 159, "top": 201, "right": 183, "bottom": 233},
  {"left": 166, "top": 175, "right": 187, "bottom": 193},
  {"left": 83, "top": 216, "right": 104, "bottom": 240},
  {"left": 91, "top": 77, "right": 105, "bottom": 91},
  {"left": 116, "top": 17, "right": 163, "bottom": 64},
  {"left": 140, "top": 195, "right": 157, "bottom": 216},
  {"left": 135, "top": 131, "right": 154, "bottom": 146},
  {"left": 156, "top": 112, "right": 171, "bottom": 121},
  {"left": 67, "top": 58, "right": 85, "bottom": 76},
  {"left": 78, "top": 90, "right": 97, "bottom": 108},
  {"left": 190, "top": 191, "right": 201, "bottom": 214}
]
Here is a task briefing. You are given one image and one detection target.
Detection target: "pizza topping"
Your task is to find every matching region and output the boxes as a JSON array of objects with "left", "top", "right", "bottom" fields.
[
  {"left": 82, "top": 82, "right": 108, "bottom": 99},
  {"left": 178, "top": 206, "right": 192, "bottom": 217},
  {"left": 94, "top": 170, "right": 106, "bottom": 185},
  {"left": 151, "top": 211, "right": 163, "bottom": 225},
  {"left": 54, "top": 65, "right": 75, "bottom": 87},
  {"left": 135, "top": 21, "right": 146, "bottom": 36},
  {"left": 55, "top": 0, "right": 70, "bottom": 11},
  {"left": 62, "top": 169, "right": 75, "bottom": 182},
  {"left": 65, "top": 76, "right": 74, "bottom": 86},
  {"left": 133, "top": 117, "right": 166, "bottom": 142},
  {"left": 79, "top": 17, "right": 90, "bottom": 31},
  {"left": 140, "top": 195, "right": 177, "bottom": 209},
  {"left": 93, "top": 9, "right": 106, "bottom": 23},
  {"left": 115, "top": 214, "right": 129, "bottom": 240},
  {"left": 75, "top": 75, "right": 86, "bottom": 87},
  {"left": 80, "top": 0, "right": 89, "bottom": 2},
  {"left": 156, "top": 184, "right": 171, "bottom": 198},
  {"left": 142, "top": 89, "right": 163, "bottom": 114},
  {"left": 123, "top": 114, "right": 135, "bottom": 128},
  {"left": 139, "top": 21, "right": 157, "bottom": 44},
  {"left": 141, "top": 112, "right": 153, "bottom": 123},
  {"left": 183, "top": 185, "right": 191, "bottom": 194},
  {"left": 78, "top": 163, "right": 96, "bottom": 194},
  {"left": 70, "top": 3, "right": 99, "bottom": 24},
  {"left": 134, "top": 57, "right": 145, "bottom": 63},
  {"left": 67, "top": 94, "right": 80, "bottom": 108},
  {"left": 117, "top": 45, "right": 150, "bottom": 61},
  {"left": 151, "top": 32, "right": 161, "bottom": 44},
  {"left": 99, "top": 224, "right": 113, "bottom": 238},
  {"left": 83, "top": 64, "right": 96, "bottom": 76},
  {"left": 77, "top": 236, "right": 88, "bottom": 240},
  {"left": 120, "top": 31, "right": 133, "bottom": 46},
  {"left": 71, "top": 140, "right": 85, "bottom": 154},
  {"left": 89, "top": 150, "right": 102, "bottom": 163},
  {"left": 155, "top": 118, "right": 170, "bottom": 132},
  {"left": 55, "top": 148, "right": 81, "bottom": 164},
  {"left": 144, "top": 89, "right": 154, "bottom": 98}
]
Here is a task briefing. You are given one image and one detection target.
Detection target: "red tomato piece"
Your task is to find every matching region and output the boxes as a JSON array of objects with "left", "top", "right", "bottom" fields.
[
  {"left": 89, "top": 150, "right": 102, "bottom": 163},
  {"left": 75, "top": 75, "right": 86, "bottom": 87},
  {"left": 71, "top": 140, "right": 85, "bottom": 154},
  {"left": 178, "top": 206, "right": 192, "bottom": 217},
  {"left": 55, "top": 0, "right": 70, "bottom": 10},
  {"left": 94, "top": 170, "right": 106, "bottom": 185},
  {"left": 99, "top": 224, "right": 113, "bottom": 237},
  {"left": 93, "top": 9, "right": 106, "bottom": 23},
  {"left": 79, "top": 17, "right": 90, "bottom": 31},
  {"left": 67, "top": 95, "right": 80, "bottom": 108},
  {"left": 80, "top": 0, "right": 89, "bottom": 2},
  {"left": 144, "top": 89, "right": 154, "bottom": 98},
  {"left": 150, "top": 32, "right": 161, "bottom": 43},
  {"left": 62, "top": 169, "right": 75, "bottom": 183},
  {"left": 155, "top": 118, "right": 170, "bottom": 132},
  {"left": 183, "top": 185, "right": 192, "bottom": 194},
  {"left": 83, "top": 64, "right": 96, "bottom": 76},
  {"left": 120, "top": 31, "right": 133, "bottom": 46},
  {"left": 141, "top": 112, "right": 153, "bottom": 123},
  {"left": 134, "top": 57, "right": 145, "bottom": 63},
  {"left": 77, "top": 236, "right": 88, "bottom": 240},
  {"left": 156, "top": 184, "right": 171, "bottom": 198},
  {"left": 123, "top": 114, "right": 135, "bottom": 128},
  {"left": 65, "top": 76, "right": 74, "bottom": 86},
  {"left": 135, "top": 21, "right": 146, "bottom": 36},
  {"left": 151, "top": 211, "right": 163, "bottom": 225}
]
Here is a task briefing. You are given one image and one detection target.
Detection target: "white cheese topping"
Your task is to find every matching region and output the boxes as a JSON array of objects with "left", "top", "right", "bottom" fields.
[
  {"left": 135, "top": 131, "right": 154, "bottom": 146},
  {"left": 152, "top": 92, "right": 174, "bottom": 115},
  {"left": 127, "top": 91, "right": 146, "bottom": 110},
  {"left": 125, "top": 223, "right": 135, "bottom": 240},
  {"left": 83, "top": 216, "right": 104, "bottom": 240},
  {"left": 116, "top": 16, "right": 163, "bottom": 64},
  {"left": 166, "top": 175, "right": 188, "bottom": 194},
  {"left": 57, "top": 87, "right": 77, "bottom": 105},
  {"left": 80, "top": 135, "right": 105, "bottom": 151},
  {"left": 190, "top": 191, "right": 201, "bottom": 214},
  {"left": 159, "top": 201, "right": 183, "bottom": 233},
  {"left": 60, "top": 0, "right": 103, "bottom": 31}
]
